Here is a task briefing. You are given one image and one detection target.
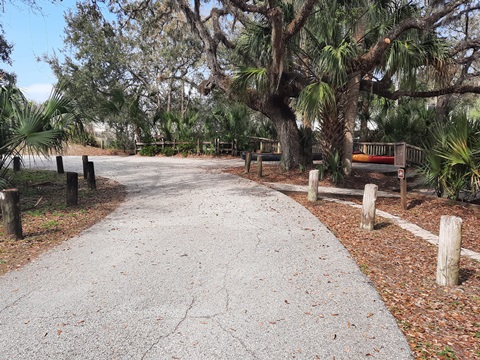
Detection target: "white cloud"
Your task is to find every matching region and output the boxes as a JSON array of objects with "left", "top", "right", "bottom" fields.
[{"left": 21, "top": 83, "right": 54, "bottom": 103}]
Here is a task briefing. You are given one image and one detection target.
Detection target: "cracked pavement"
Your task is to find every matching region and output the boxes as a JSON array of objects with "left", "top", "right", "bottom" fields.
[{"left": 0, "top": 156, "right": 413, "bottom": 359}]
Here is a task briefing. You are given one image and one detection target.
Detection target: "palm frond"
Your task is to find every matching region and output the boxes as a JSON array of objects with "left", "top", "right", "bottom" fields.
[
  {"left": 297, "top": 81, "right": 336, "bottom": 121},
  {"left": 231, "top": 67, "right": 268, "bottom": 93},
  {"left": 317, "top": 40, "right": 357, "bottom": 87}
]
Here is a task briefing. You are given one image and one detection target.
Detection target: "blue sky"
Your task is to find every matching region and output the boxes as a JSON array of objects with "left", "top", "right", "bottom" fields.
[{"left": 1, "top": 0, "right": 76, "bottom": 102}]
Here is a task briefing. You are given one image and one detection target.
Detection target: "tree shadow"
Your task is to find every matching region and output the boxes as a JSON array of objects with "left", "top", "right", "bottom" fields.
[
  {"left": 407, "top": 198, "right": 425, "bottom": 210},
  {"left": 459, "top": 268, "right": 477, "bottom": 285},
  {"left": 374, "top": 222, "right": 392, "bottom": 230}
]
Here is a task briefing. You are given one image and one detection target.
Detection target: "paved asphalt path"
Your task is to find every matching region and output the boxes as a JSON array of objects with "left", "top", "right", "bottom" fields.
[{"left": 0, "top": 156, "right": 413, "bottom": 359}]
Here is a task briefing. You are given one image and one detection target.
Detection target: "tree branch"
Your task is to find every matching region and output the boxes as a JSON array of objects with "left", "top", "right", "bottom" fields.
[
  {"left": 361, "top": 79, "right": 480, "bottom": 100},
  {"left": 211, "top": 8, "right": 236, "bottom": 49},
  {"left": 269, "top": 6, "right": 284, "bottom": 87},
  {"left": 358, "top": 0, "right": 467, "bottom": 71},
  {"left": 226, "top": 0, "right": 268, "bottom": 15},
  {"left": 177, "top": 0, "right": 223, "bottom": 77},
  {"left": 284, "top": 0, "right": 317, "bottom": 41}
]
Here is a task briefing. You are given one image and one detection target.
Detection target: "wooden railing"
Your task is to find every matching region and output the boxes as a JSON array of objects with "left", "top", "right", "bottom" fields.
[
  {"left": 136, "top": 137, "right": 424, "bottom": 164},
  {"left": 135, "top": 138, "right": 238, "bottom": 155},
  {"left": 248, "top": 137, "right": 282, "bottom": 153},
  {"left": 356, "top": 142, "right": 425, "bottom": 165}
]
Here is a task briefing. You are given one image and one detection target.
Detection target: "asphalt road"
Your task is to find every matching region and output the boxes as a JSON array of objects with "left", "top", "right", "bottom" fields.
[{"left": 0, "top": 156, "right": 413, "bottom": 359}]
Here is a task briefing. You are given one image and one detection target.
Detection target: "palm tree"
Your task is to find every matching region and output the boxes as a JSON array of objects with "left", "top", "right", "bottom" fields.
[
  {"left": 295, "top": 0, "right": 451, "bottom": 174},
  {"left": 0, "top": 84, "right": 81, "bottom": 183},
  {"left": 370, "top": 98, "right": 435, "bottom": 146},
  {"left": 419, "top": 115, "right": 480, "bottom": 201}
]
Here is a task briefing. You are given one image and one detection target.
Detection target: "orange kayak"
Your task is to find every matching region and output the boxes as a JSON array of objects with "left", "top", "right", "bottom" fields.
[{"left": 352, "top": 153, "right": 394, "bottom": 164}]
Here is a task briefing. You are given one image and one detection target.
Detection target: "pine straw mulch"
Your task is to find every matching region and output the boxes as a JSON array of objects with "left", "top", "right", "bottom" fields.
[{"left": 225, "top": 163, "right": 480, "bottom": 360}]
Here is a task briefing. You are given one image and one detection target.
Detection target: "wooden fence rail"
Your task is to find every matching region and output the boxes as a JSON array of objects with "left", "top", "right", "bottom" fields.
[
  {"left": 248, "top": 137, "right": 282, "bottom": 153},
  {"left": 135, "top": 138, "right": 238, "bottom": 156},
  {"left": 356, "top": 142, "right": 425, "bottom": 165},
  {"left": 136, "top": 137, "right": 425, "bottom": 165}
]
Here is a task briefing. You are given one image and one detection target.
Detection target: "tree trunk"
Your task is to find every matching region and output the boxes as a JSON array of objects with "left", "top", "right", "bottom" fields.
[
  {"left": 319, "top": 105, "right": 344, "bottom": 162},
  {"left": 435, "top": 95, "right": 452, "bottom": 122},
  {"left": 302, "top": 116, "right": 313, "bottom": 165},
  {"left": 275, "top": 116, "right": 305, "bottom": 170},
  {"left": 359, "top": 94, "right": 371, "bottom": 141},
  {"left": 262, "top": 96, "right": 306, "bottom": 171},
  {"left": 342, "top": 72, "right": 361, "bottom": 176}
]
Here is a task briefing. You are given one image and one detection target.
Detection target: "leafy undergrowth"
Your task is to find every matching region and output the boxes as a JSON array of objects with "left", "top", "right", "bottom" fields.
[
  {"left": 226, "top": 164, "right": 480, "bottom": 359},
  {"left": 0, "top": 169, "right": 126, "bottom": 276}
]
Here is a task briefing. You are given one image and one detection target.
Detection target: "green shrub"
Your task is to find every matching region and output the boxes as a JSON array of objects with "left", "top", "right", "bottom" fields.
[
  {"left": 202, "top": 144, "right": 215, "bottom": 156},
  {"left": 317, "top": 163, "right": 325, "bottom": 181},
  {"left": 419, "top": 116, "right": 480, "bottom": 201},
  {"left": 324, "top": 150, "right": 344, "bottom": 184},
  {"left": 162, "top": 147, "right": 175, "bottom": 157},
  {"left": 139, "top": 145, "right": 157, "bottom": 157},
  {"left": 178, "top": 143, "right": 195, "bottom": 157}
]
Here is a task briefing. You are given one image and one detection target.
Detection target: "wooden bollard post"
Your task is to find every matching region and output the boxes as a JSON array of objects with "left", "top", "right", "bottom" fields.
[
  {"left": 245, "top": 152, "right": 252, "bottom": 173},
  {"left": 360, "top": 184, "right": 378, "bottom": 231},
  {"left": 82, "top": 155, "right": 89, "bottom": 179},
  {"left": 400, "top": 168, "right": 407, "bottom": 210},
  {"left": 86, "top": 161, "right": 96, "bottom": 190},
  {"left": 56, "top": 155, "right": 64, "bottom": 174},
  {"left": 66, "top": 172, "right": 78, "bottom": 206},
  {"left": 0, "top": 189, "right": 23, "bottom": 239},
  {"left": 13, "top": 156, "right": 21, "bottom": 172},
  {"left": 436, "top": 216, "right": 462, "bottom": 286},
  {"left": 257, "top": 155, "right": 263, "bottom": 178},
  {"left": 307, "top": 169, "right": 319, "bottom": 202}
]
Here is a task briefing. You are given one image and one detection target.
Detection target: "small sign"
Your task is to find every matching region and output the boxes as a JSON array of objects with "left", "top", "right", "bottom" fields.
[{"left": 398, "top": 168, "right": 405, "bottom": 179}]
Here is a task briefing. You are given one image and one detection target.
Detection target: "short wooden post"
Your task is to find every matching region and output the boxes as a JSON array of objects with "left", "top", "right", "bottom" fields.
[
  {"left": 13, "top": 156, "right": 21, "bottom": 171},
  {"left": 56, "top": 155, "right": 64, "bottom": 174},
  {"left": 360, "top": 184, "right": 378, "bottom": 231},
  {"left": 86, "top": 161, "right": 96, "bottom": 190},
  {"left": 82, "top": 155, "right": 89, "bottom": 179},
  {"left": 400, "top": 168, "right": 407, "bottom": 210},
  {"left": 197, "top": 139, "right": 201, "bottom": 155},
  {"left": 307, "top": 169, "right": 319, "bottom": 202},
  {"left": 436, "top": 216, "right": 462, "bottom": 286},
  {"left": 66, "top": 172, "right": 78, "bottom": 206},
  {"left": 0, "top": 189, "right": 23, "bottom": 239},
  {"left": 257, "top": 155, "right": 263, "bottom": 178},
  {"left": 245, "top": 152, "right": 252, "bottom": 173}
]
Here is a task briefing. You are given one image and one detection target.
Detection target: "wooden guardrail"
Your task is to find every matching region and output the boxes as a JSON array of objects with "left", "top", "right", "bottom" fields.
[
  {"left": 135, "top": 138, "right": 238, "bottom": 155},
  {"left": 356, "top": 142, "right": 425, "bottom": 164},
  {"left": 248, "top": 137, "right": 282, "bottom": 153}
]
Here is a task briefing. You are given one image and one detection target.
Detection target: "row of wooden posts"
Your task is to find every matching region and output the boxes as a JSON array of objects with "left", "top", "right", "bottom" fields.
[
  {"left": 304, "top": 168, "right": 463, "bottom": 288},
  {"left": 0, "top": 155, "right": 97, "bottom": 240}
]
